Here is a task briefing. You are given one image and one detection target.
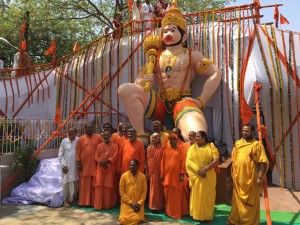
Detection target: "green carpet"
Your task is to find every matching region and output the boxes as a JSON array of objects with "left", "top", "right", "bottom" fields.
[{"left": 73, "top": 204, "right": 300, "bottom": 225}]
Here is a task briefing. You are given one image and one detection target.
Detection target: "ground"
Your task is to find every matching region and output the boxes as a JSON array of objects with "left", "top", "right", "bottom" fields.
[{"left": 0, "top": 186, "right": 299, "bottom": 225}]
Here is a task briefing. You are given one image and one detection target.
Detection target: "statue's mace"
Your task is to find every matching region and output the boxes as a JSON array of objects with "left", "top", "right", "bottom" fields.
[{"left": 143, "top": 35, "right": 162, "bottom": 91}]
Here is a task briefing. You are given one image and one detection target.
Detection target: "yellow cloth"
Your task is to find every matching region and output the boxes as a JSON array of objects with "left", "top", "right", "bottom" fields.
[
  {"left": 150, "top": 131, "right": 169, "bottom": 145},
  {"left": 119, "top": 171, "right": 147, "bottom": 225},
  {"left": 228, "top": 138, "right": 269, "bottom": 225},
  {"left": 186, "top": 143, "right": 219, "bottom": 221}
]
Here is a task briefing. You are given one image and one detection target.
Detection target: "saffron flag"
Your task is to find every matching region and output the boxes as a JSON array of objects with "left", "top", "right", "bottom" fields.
[
  {"left": 280, "top": 13, "right": 289, "bottom": 25},
  {"left": 54, "top": 105, "right": 61, "bottom": 125},
  {"left": 240, "top": 97, "right": 253, "bottom": 124},
  {"left": 21, "top": 40, "right": 27, "bottom": 51},
  {"left": 128, "top": 0, "right": 133, "bottom": 10},
  {"left": 73, "top": 42, "right": 79, "bottom": 52},
  {"left": 20, "top": 21, "right": 26, "bottom": 36},
  {"left": 45, "top": 38, "right": 56, "bottom": 55}
]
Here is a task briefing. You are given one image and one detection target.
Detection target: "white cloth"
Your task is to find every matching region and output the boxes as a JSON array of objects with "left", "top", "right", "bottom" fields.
[
  {"left": 141, "top": 2, "right": 154, "bottom": 30},
  {"left": 58, "top": 137, "right": 79, "bottom": 183},
  {"left": 0, "top": 59, "right": 3, "bottom": 70},
  {"left": 132, "top": 1, "right": 142, "bottom": 30},
  {"left": 62, "top": 180, "right": 78, "bottom": 202}
]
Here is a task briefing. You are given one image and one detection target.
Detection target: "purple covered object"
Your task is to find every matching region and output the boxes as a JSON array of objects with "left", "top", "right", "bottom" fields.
[{"left": 2, "top": 158, "right": 63, "bottom": 208}]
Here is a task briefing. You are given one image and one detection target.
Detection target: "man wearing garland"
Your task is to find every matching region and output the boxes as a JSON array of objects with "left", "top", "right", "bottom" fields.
[{"left": 118, "top": 0, "right": 221, "bottom": 144}]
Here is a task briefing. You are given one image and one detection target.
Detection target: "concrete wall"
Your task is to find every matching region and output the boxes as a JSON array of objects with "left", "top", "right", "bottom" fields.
[{"left": 0, "top": 149, "right": 59, "bottom": 201}]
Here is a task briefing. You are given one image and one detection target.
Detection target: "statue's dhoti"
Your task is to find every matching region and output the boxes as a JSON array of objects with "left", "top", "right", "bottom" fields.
[{"left": 144, "top": 89, "right": 203, "bottom": 130}]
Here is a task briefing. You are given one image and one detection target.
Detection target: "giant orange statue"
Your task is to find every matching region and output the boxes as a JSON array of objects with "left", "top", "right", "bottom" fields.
[{"left": 118, "top": 0, "right": 221, "bottom": 144}]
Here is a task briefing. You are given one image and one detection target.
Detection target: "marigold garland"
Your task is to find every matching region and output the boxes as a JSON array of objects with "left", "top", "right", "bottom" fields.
[
  {"left": 289, "top": 31, "right": 298, "bottom": 189},
  {"left": 255, "top": 24, "right": 279, "bottom": 186},
  {"left": 271, "top": 25, "right": 287, "bottom": 186},
  {"left": 236, "top": 7, "right": 242, "bottom": 127}
]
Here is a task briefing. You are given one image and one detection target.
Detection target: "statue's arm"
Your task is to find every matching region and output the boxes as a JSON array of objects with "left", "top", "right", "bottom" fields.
[{"left": 192, "top": 51, "right": 221, "bottom": 107}]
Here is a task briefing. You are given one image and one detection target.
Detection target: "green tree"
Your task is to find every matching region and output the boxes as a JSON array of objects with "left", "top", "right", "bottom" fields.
[{"left": 0, "top": 0, "right": 235, "bottom": 67}]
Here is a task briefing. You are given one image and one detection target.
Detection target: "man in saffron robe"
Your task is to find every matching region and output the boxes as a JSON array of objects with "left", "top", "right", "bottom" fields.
[
  {"left": 146, "top": 133, "right": 165, "bottom": 211},
  {"left": 186, "top": 131, "right": 219, "bottom": 223},
  {"left": 76, "top": 123, "right": 103, "bottom": 206},
  {"left": 119, "top": 159, "right": 147, "bottom": 225},
  {"left": 93, "top": 131, "right": 118, "bottom": 210},
  {"left": 161, "top": 134, "right": 186, "bottom": 220},
  {"left": 149, "top": 120, "right": 169, "bottom": 145},
  {"left": 119, "top": 128, "right": 145, "bottom": 174},
  {"left": 111, "top": 122, "right": 124, "bottom": 148},
  {"left": 227, "top": 123, "right": 269, "bottom": 225}
]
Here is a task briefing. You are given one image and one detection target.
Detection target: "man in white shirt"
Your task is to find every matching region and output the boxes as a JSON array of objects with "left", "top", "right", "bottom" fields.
[
  {"left": 141, "top": 0, "right": 154, "bottom": 30},
  {"left": 58, "top": 127, "right": 79, "bottom": 207},
  {"left": 132, "top": 0, "right": 142, "bottom": 31}
]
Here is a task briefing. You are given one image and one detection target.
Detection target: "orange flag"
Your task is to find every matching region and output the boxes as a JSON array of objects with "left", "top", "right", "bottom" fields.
[
  {"left": 21, "top": 40, "right": 27, "bottom": 51},
  {"left": 54, "top": 105, "right": 61, "bottom": 125},
  {"left": 45, "top": 38, "right": 56, "bottom": 55},
  {"left": 280, "top": 13, "right": 289, "bottom": 25},
  {"left": 240, "top": 97, "right": 253, "bottom": 124},
  {"left": 73, "top": 42, "right": 79, "bottom": 52},
  {"left": 20, "top": 21, "right": 26, "bottom": 36},
  {"left": 128, "top": 0, "right": 133, "bottom": 10}
]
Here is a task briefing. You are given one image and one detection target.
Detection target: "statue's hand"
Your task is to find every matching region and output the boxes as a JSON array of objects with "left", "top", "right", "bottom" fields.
[{"left": 144, "top": 73, "right": 154, "bottom": 83}]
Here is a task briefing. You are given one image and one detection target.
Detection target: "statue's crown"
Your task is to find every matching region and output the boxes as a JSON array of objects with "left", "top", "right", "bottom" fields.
[{"left": 162, "top": 0, "right": 186, "bottom": 31}]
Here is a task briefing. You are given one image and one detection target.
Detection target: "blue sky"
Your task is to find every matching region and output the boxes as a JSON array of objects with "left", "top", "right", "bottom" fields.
[{"left": 227, "top": 0, "right": 299, "bottom": 32}]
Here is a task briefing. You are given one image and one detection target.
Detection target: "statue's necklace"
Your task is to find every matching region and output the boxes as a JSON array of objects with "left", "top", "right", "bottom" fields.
[{"left": 161, "top": 48, "right": 185, "bottom": 78}]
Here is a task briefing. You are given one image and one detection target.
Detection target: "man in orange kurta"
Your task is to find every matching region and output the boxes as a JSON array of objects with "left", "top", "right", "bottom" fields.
[
  {"left": 161, "top": 134, "right": 186, "bottom": 220},
  {"left": 76, "top": 123, "right": 103, "bottom": 206},
  {"left": 119, "top": 128, "right": 145, "bottom": 174},
  {"left": 146, "top": 133, "right": 165, "bottom": 211},
  {"left": 117, "top": 122, "right": 131, "bottom": 174},
  {"left": 119, "top": 159, "right": 147, "bottom": 225},
  {"left": 94, "top": 131, "right": 119, "bottom": 210},
  {"left": 103, "top": 122, "right": 121, "bottom": 147}
]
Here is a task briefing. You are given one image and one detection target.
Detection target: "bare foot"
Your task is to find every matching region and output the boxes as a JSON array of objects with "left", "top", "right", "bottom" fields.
[{"left": 64, "top": 202, "right": 71, "bottom": 207}]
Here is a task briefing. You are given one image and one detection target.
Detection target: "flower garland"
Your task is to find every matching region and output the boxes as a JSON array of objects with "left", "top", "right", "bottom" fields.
[
  {"left": 289, "top": 31, "right": 297, "bottom": 189},
  {"left": 116, "top": 34, "right": 121, "bottom": 125},
  {"left": 223, "top": 11, "right": 234, "bottom": 144},
  {"left": 271, "top": 25, "right": 287, "bottom": 187},
  {"left": 100, "top": 40, "right": 107, "bottom": 125},
  {"left": 254, "top": 23, "right": 279, "bottom": 186},
  {"left": 229, "top": 11, "right": 236, "bottom": 140},
  {"left": 108, "top": 36, "right": 113, "bottom": 124},
  {"left": 211, "top": 11, "right": 215, "bottom": 63},
  {"left": 264, "top": 25, "right": 280, "bottom": 145},
  {"left": 203, "top": 13, "right": 208, "bottom": 56},
  {"left": 198, "top": 13, "right": 203, "bottom": 51},
  {"left": 236, "top": 7, "right": 242, "bottom": 126},
  {"left": 220, "top": 24, "right": 224, "bottom": 141}
]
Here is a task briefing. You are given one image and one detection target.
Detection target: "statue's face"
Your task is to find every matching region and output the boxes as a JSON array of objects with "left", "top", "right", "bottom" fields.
[{"left": 162, "top": 25, "right": 183, "bottom": 46}]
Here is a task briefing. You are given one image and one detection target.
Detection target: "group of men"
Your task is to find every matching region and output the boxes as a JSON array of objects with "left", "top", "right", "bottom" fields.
[
  {"left": 58, "top": 121, "right": 269, "bottom": 225},
  {"left": 131, "top": 0, "right": 171, "bottom": 30}
]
